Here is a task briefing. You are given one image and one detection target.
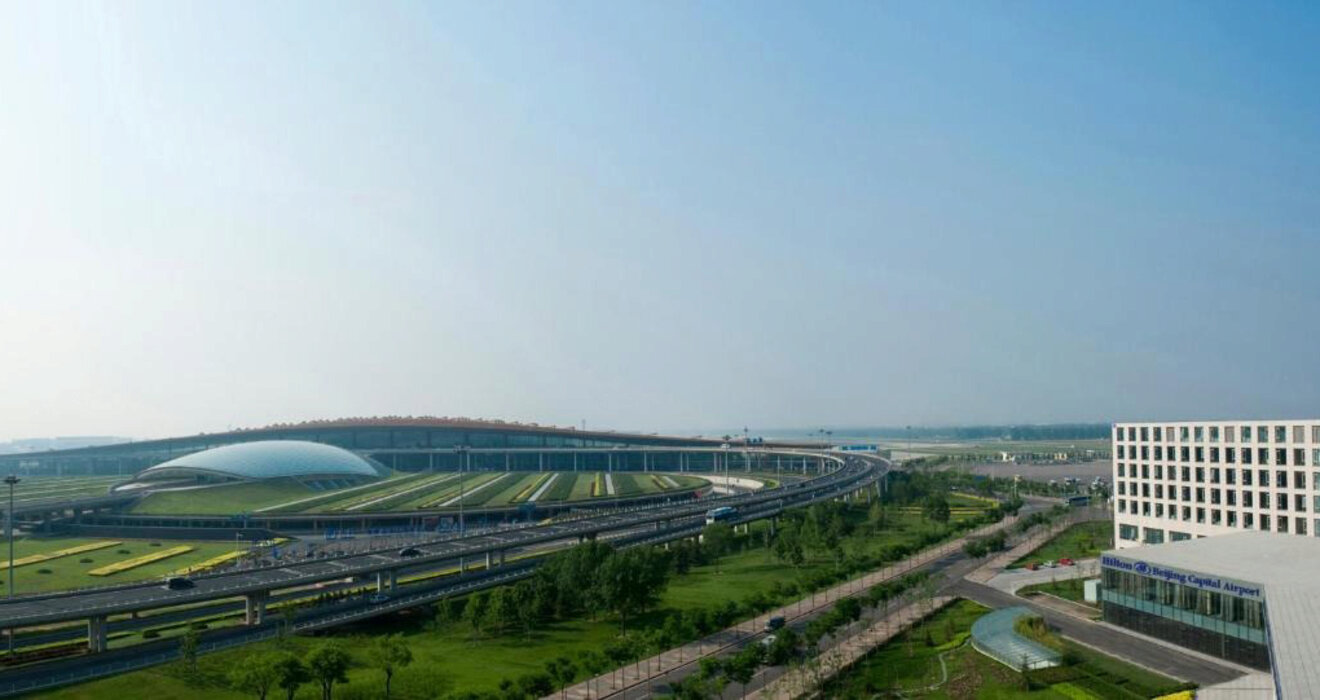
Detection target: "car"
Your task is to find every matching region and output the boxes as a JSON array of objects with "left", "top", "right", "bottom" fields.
[
  {"left": 764, "top": 616, "right": 786, "bottom": 633},
  {"left": 398, "top": 546, "right": 422, "bottom": 558},
  {"left": 163, "top": 576, "right": 195, "bottom": 590},
  {"left": 1059, "top": 557, "right": 1075, "bottom": 566},
  {"left": 369, "top": 593, "right": 391, "bottom": 604},
  {"left": 1043, "top": 560, "right": 1057, "bottom": 568}
]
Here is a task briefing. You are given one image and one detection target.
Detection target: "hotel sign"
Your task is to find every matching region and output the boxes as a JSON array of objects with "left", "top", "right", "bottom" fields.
[{"left": 1102, "top": 554, "right": 1263, "bottom": 600}]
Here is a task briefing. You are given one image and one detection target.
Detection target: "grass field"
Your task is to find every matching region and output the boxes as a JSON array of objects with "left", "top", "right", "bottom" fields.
[
  {"left": 0, "top": 537, "right": 243, "bottom": 594},
  {"left": 1019, "top": 578, "right": 1092, "bottom": 605},
  {"left": 1009, "top": 521, "right": 1112, "bottom": 569},
  {"left": 6, "top": 476, "right": 123, "bottom": 506},
  {"left": 132, "top": 478, "right": 322, "bottom": 515},
  {"left": 34, "top": 504, "right": 977, "bottom": 700},
  {"left": 825, "top": 599, "right": 1189, "bottom": 699}
]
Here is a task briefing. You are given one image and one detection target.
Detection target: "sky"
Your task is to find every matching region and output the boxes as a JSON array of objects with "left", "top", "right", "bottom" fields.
[{"left": 2, "top": 1, "right": 1319, "bottom": 440}]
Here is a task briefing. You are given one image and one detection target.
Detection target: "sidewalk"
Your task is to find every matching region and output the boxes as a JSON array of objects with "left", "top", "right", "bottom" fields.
[
  {"left": 757, "top": 596, "right": 955, "bottom": 699},
  {"left": 551, "top": 517, "right": 1018, "bottom": 700}
]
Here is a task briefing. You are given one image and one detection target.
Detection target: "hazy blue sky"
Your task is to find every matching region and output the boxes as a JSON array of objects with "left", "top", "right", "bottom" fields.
[{"left": 2, "top": 2, "right": 1319, "bottom": 439}]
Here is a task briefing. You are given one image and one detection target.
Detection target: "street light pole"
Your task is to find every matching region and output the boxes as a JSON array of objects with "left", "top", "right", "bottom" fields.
[
  {"left": 455, "top": 446, "right": 469, "bottom": 534},
  {"left": 5, "top": 475, "right": 19, "bottom": 600}
]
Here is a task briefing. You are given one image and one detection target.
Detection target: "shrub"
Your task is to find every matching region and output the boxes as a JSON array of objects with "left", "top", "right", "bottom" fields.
[
  {"left": 80, "top": 558, "right": 94, "bottom": 563},
  {"left": 117, "top": 549, "right": 131, "bottom": 555},
  {"left": 36, "top": 568, "right": 52, "bottom": 575},
  {"left": 143, "top": 630, "right": 160, "bottom": 639}
]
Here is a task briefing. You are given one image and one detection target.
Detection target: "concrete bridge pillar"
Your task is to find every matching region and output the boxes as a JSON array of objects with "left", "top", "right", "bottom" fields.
[
  {"left": 484, "top": 551, "right": 492, "bottom": 570},
  {"left": 87, "top": 615, "right": 107, "bottom": 653},
  {"left": 244, "top": 591, "right": 269, "bottom": 625},
  {"left": 459, "top": 557, "right": 467, "bottom": 573}
]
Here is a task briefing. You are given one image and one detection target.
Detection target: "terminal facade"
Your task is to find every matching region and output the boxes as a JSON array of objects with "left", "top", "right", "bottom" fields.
[{"left": 1112, "top": 419, "right": 1320, "bottom": 548}]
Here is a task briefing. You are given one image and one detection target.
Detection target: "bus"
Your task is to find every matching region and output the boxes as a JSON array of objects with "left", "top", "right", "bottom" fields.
[{"left": 705, "top": 506, "right": 737, "bottom": 525}]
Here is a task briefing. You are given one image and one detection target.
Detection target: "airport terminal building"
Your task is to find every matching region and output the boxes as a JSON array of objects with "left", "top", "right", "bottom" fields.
[
  {"left": 1100, "top": 532, "right": 1320, "bottom": 697},
  {"left": 1111, "top": 420, "right": 1320, "bottom": 548}
]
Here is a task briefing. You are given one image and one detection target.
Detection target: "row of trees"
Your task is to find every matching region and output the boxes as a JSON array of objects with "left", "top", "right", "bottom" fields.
[{"left": 224, "top": 636, "right": 410, "bottom": 700}]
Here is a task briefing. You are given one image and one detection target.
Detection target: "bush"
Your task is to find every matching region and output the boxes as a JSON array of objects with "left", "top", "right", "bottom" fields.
[
  {"left": 80, "top": 557, "right": 94, "bottom": 563},
  {"left": 36, "top": 568, "right": 52, "bottom": 575},
  {"left": 150, "top": 542, "right": 162, "bottom": 547},
  {"left": 117, "top": 549, "right": 131, "bottom": 555},
  {"left": 142, "top": 630, "right": 160, "bottom": 639}
]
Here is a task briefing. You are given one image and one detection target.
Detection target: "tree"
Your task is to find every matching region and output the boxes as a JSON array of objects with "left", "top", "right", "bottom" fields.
[
  {"left": 922, "top": 494, "right": 951, "bottom": 525},
  {"left": 544, "top": 656, "right": 577, "bottom": 700},
  {"left": 369, "top": 634, "right": 413, "bottom": 700},
  {"left": 307, "top": 643, "right": 352, "bottom": 700},
  {"left": 465, "top": 591, "right": 491, "bottom": 640},
  {"left": 701, "top": 523, "right": 735, "bottom": 569},
  {"left": 594, "top": 548, "right": 671, "bottom": 631},
  {"left": 179, "top": 628, "right": 201, "bottom": 679},
  {"left": 229, "top": 652, "right": 281, "bottom": 700},
  {"left": 272, "top": 652, "right": 310, "bottom": 700}
]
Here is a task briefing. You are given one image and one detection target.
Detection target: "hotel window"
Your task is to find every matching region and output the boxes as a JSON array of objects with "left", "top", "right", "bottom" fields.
[
  {"left": 1130, "top": 427, "right": 1138, "bottom": 441},
  {"left": 1182, "top": 505, "right": 1192, "bottom": 521},
  {"left": 1195, "top": 426, "right": 1204, "bottom": 442},
  {"left": 1196, "top": 507, "right": 1205, "bottom": 523},
  {"left": 1141, "top": 464, "right": 1150, "bottom": 479},
  {"left": 1195, "top": 487, "right": 1205, "bottom": 503},
  {"left": 1242, "top": 426, "right": 1253, "bottom": 442},
  {"left": 1277, "top": 449, "right": 1288, "bottom": 466},
  {"left": 1195, "top": 467, "right": 1206, "bottom": 483},
  {"left": 1155, "top": 484, "right": 1164, "bottom": 498},
  {"left": 1153, "top": 429, "right": 1162, "bottom": 443},
  {"left": 1297, "top": 471, "right": 1308, "bottom": 489},
  {"left": 1116, "top": 445, "right": 1125, "bottom": 459},
  {"left": 1315, "top": 495, "right": 1320, "bottom": 512},
  {"left": 1276, "top": 426, "right": 1287, "bottom": 443},
  {"left": 1259, "top": 448, "right": 1269, "bottom": 465},
  {"left": 1225, "top": 426, "right": 1236, "bottom": 442},
  {"left": 1226, "top": 468, "right": 1236, "bottom": 484},
  {"left": 1166, "top": 427, "right": 1175, "bottom": 442},
  {"left": 1119, "top": 524, "right": 1138, "bottom": 541},
  {"left": 1278, "top": 516, "right": 1289, "bottom": 533},
  {"left": 1141, "top": 445, "right": 1149, "bottom": 460},
  {"left": 1211, "top": 467, "right": 1221, "bottom": 483},
  {"left": 1245, "top": 512, "right": 1254, "bottom": 528},
  {"left": 1315, "top": 518, "right": 1320, "bottom": 536},
  {"left": 1314, "top": 426, "right": 1320, "bottom": 443},
  {"left": 1227, "top": 489, "right": 1237, "bottom": 506},
  {"left": 1210, "top": 426, "right": 1220, "bottom": 442},
  {"left": 1211, "top": 509, "right": 1222, "bottom": 525},
  {"left": 1296, "top": 449, "right": 1306, "bottom": 466},
  {"left": 1261, "top": 492, "right": 1271, "bottom": 508},
  {"left": 1155, "top": 445, "right": 1164, "bottom": 460},
  {"left": 1142, "top": 501, "right": 1151, "bottom": 516},
  {"left": 1262, "top": 514, "right": 1271, "bottom": 530},
  {"left": 1182, "top": 486, "right": 1191, "bottom": 501},
  {"left": 1279, "top": 494, "right": 1289, "bottom": 511},
  {"left": 1210, "top": 448, "right": 1220, "bottom": 463},
  {"left": 1302, "top": 519, "right": 1310, "bottom": 535},
  {"left": 1117, "top": 463, "right": 1125, "bottom": 477},
  {"left": 1296, "top": 425, "right": 1307, "bottom": 443},
  {"left": 1227, "top": 511, "right": 1237, "bottom": 527},
  {"left": 1226, "top": 447, "right": 1237, "bottom": 463},
  {"left": 1243, "top": 449, "right": 1253, "bottom": 465},
  {"left": 1118, "top": 482, "right": 1126, "bottom": 495},
  {"left": 1155, "top": 465, "right": 1163, "bottom": 479},
  {"left": 1243, "top": 491, "right": 1254, "bottom": 507},
  {"left": 1243, "top": 469, "right": 1253, "bottom": 486},
  {"left": 1141, "top": 427, "right": 1149, "bottom": 441},
  {"left": 1156, "top": 503, "right": 1165, "bottom": 517},
  {"left": 1276, "top": 470, "right": 1288, "bottom": 488},
  {"left": 1118, "top": 499, "right": 1127, "bottom": 513},
  {"left": 1182, "top": 447, "right": 1191, "bottom": 461},
  {"left": 1182, "top": 466, "right": 1192, "bottom": 481},
  {"left": 1211, "top": 489, "right": 1221, "bottom": 505},
  {"left": 1181, "top": 426, "right": 1190, "bottom": 442},
  {"left": 1297, "top": 494, "right": 1307, "bottom": 512},
  {"left": 1142, "top": 483, "right": 1151, "bottom": 497}
]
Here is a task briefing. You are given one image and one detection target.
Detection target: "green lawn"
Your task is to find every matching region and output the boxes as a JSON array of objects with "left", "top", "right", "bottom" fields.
[
  {"left": 1019, "top": 578, "right": 1094, "bottom": 605},
  {"left": 1, "top": 537, "right": 245, "bottom": 594},
  {"left": 1009, "top": 521, "right": 1113, "bottom": 569},
  {"left": 132, "top": 479, "right": 320, "bottom": 515},
  {"left": 825, "top": 599, "right": 1189, "bottom": 699}
]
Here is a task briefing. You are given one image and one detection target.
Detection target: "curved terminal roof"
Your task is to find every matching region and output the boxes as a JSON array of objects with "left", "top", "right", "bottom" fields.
[{"left": 136, "top": 440, "right": 381, "bottom": 481}]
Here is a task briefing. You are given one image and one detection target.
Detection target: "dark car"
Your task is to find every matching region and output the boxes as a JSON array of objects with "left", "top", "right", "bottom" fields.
[
  {"left": 764, "top": 615, "right": 786, "bottom": 632},
  {"left": 398, "top": 547, "right": 423, "bottom": 558},
  {"left": 164, "top": 576, "right": 195, "bottom": 590}
]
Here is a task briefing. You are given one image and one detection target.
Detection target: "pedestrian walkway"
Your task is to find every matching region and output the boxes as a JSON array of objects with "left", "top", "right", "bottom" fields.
[
  {"left": 758, "top": 596, "right": 956, "bottom": 699},
  {"left": 550, "top": 517, "right": 1018, "bottom": 700}
]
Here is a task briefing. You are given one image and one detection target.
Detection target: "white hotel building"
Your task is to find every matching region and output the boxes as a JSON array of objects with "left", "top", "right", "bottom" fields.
[{"left": 1112, "top": 420, "right": 1320, "bottom": 549}]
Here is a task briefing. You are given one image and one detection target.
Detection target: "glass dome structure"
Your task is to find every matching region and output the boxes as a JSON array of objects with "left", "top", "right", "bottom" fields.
[{"left": 133, "top": 440, "right": 382, "bottom": 483}]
